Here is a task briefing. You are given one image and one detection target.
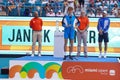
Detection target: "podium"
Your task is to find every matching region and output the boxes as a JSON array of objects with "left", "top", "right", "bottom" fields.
[
  {"left": 9, "top": 56, "right": 120, "bottom": 80},
  {"left": 54, "top": 31, "right": 64, "bottom": 58}
]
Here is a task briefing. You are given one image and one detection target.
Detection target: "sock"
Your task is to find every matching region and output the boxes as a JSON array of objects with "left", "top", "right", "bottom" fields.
[
  {"left": 69, "top": 52, "right": 72, "bottom": 56},
  {"left": 64, "top": 52, "right": 67, "bottom": 56},
  {"left": 100, "top": 51, "right": 102, "bottom": 55},
  {"left": 104, "top": 51, "right": 106, "bottom": 56}
]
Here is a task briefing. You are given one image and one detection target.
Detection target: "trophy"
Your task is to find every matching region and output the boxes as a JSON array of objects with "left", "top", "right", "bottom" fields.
[{"left": 56, "top": 20, "right": 59, "bottom": 32}]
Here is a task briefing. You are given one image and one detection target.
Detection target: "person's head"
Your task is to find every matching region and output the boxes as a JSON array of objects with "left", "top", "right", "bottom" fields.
[
  {"left": 102, "top": 3, "right": 105, "bottom": 6},
  {"left": 34, "top": 11, "right": 39, "bottom": 18},
  {"left": 111, "top": 10, "right": 114, "bottom": 14},
  {"left": 112, "top": 0, "right": 115, "bottom": 2},
  {"left": 96, "top": 0, "right": 99, "bottom": 2},
  {"left": 91, "top": 3, "right": 94, "bottom": 7},
  {"left": 96, "top": 10, "right": 100, "bottom": 14},
  {"left": 67, "top": 7, "right": 73, "bottom": 15},
  {"left": 118, "top": 8, "right": 120, "bottom": 14},
  {"left": 64, "top": 0, "right": 67, "bottom": 1},
  {"left": 24, "top": 8, "right": 30, "bottom": 16},
  {"left": 90, "top": 10, "right": 94, "bottom": 14},
  {"left": 46, "top": 3, "right": 49, "bottom": 6},
  {"left": 50, "top": 9, "right": 54, "bottom": 13},
  {"left": 56, "top": 0, "right": 59, "bottom": 2},
  {"left": 114, "top": 4, "right": 118, "bottom": 8},
  {"left": 36, "top": 6, "right": 40, "bottom": 11},
  {"left": 81, "top": 10, "right": 86, "bottom": 17},
  {"left": 102, "top": 11, "right": 107, "bottom": 17},
  {"left": 58, "top": 10, "right": 61, "bottom": 14}
]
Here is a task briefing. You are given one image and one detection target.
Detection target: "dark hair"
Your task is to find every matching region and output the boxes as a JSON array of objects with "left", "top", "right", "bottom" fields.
[
  {"left": 114, "top": 4, "right": 118, "bottom": 7},
  {"left": 24, "top": 8, "right": 30, "bottom": 16},
  {"left": 68, "top": 7, "right": 73, "bottom": 11}
]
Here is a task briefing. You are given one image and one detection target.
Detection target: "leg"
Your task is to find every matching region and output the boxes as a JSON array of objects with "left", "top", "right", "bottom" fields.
[
  {"left": 69, "top": 39, "right": 74, "bottom": 60},
  {"left": 104, "top": 42, "right": 107, "bottom": 58},
  {"left": 83, "top": 31, "right": 88, "bottom": 57},
  {"left": 32, "top": 31, "right": 37, "bottom": 56},
  {"left": 77, "top": 31, "right": 82, "bottom": 56},
  {"left": 103, "top": 33, "right": 109, "bottom": 58},
  {"left": 63, "top": 39, "right": 68, "bottom": 60},
  {"left": 64, "top": 39, "right": 68, "bottom": 53},
  {"left": 104, "top": 42, "right": 108, "bottom": 53},
  {"left": 98, "top": 42, "right": 102, "bottom": 58},
  {"left": 69, "top": 39, "right": 74, "bottom": 56},
  {"left": 78, "top": 0, "right": 82, "bottom": 8},
  {"left": 98, "top": 33, "right": 103, "bottom": 58},
  {"left": 99, "top": 42, "right": 102, "bottom": 53},
  {"left": 82, "top": 0, "right": 85, "bottom": 8},
  {"left": 63, "top": 30, "right": 69, "bottom": 60},
  {"left": 37, "top": 31, "right": 42, "bottom": 55},
  {"left": 64, "top": 6, "right": 68, "bottom": 15}
]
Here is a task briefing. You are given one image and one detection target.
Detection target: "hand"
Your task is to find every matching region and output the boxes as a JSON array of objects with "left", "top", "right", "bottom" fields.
[
  {"left": 67, "top": 24, "right": 72, "bottom": 27},
  {"left": 74, "top": 26, "right": 78, "bottom": 29},
  {"left": 80, "top": 30, "right": 85, "bottom": 33},
  {"left": 99, "top": 30, "right": 103, "bottom": 35},
  {"left": 77, "top": 28, "right": 84, "bottom": 33}
]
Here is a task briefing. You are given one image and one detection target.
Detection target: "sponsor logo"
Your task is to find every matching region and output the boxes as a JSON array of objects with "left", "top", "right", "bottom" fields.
[
  {"left": 9, "top": 62, "right": 63, "bottom": 79},
  {"left": 109, "top": 70, "right": 116, "bottom": 76},
  {"left": 67, "top": 65, "right": 84, "bottom": 74}
]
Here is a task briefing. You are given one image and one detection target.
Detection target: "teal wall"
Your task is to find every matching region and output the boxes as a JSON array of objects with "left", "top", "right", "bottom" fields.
[{"left": 0, "top": 58, "right": 14, "bottom": 78}]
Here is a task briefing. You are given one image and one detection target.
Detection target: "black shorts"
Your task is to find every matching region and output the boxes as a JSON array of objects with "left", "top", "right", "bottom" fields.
[
  {"left": 98, "top": 33, "right": 109, "bottom": 43},
  {"left": 78, "top": 0, "right": 84, "bottom": 5}
]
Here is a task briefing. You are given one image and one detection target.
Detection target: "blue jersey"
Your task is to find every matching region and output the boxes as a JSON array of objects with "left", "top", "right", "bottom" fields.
[
  {"left": 62, "top": 14, "right": 79, "bottom": 28},
  {"left": 97, "top": 17, "right": 110, "bottom": 33},
  {"left": 62, "top": 14, "right": 80, "bottom": 39}
]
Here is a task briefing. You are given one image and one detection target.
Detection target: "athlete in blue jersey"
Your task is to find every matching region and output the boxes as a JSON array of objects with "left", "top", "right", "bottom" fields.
[
  {"left": 97, "top": 11, "right": 110, "bottom": 58},
  {"left": 62, "top": 7, "right": 80, "bottom": 60}
]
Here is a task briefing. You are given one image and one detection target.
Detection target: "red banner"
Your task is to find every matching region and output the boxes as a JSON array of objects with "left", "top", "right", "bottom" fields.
[{"left": 62, "top": 62, "right": 120, "bottom": 80}]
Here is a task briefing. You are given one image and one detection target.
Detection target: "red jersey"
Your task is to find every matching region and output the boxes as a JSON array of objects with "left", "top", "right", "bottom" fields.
[{"left": 30, "top": 17, "right": 43, "bottom": 31}]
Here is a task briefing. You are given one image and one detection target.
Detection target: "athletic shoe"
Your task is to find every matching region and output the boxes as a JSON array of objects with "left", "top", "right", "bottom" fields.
[
  {"left": 84, "top": 53, "right": 88, "bottom": 58},
  {"left": 103, "top": 55, "right": 107, "bottom": 58},
  {"left": 31, "top": 54, "right": 34, "bottom": 57},
  {"left": 85, "top": 55, "right": 88, "bottom": 58},
  {"left": 77, "top": 53, "right": 80, "bottom": 57},
  {"left": 38, "top": 53, "right": 41, "bottom": 56},
  {"left": 63, "top": 56, "right": 67, "bottom": 60},
  {"left": 69, "top": 55, "right": 73, "bottom": 60},
  {"left": 98, "top": 54, "right": 102, "bottom": 58},
  {"left": 117, "top": 58, "right": 120, "bottom": 63}
]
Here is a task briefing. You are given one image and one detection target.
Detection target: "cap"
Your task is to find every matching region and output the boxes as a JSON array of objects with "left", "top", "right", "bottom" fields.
[
  {"left": 103, "top": 11, "right": 107, "bottom": 14},
  {"left": 50, "top": 9, "right": 53, "bottom": 12},
  {"left": 58, "top": 10, "right": 61, "bottom": 12}
]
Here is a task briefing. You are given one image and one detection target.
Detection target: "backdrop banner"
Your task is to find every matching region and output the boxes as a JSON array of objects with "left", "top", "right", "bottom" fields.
[{"left": 0, "top": 17, "right": 120, "bottom": 53}]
